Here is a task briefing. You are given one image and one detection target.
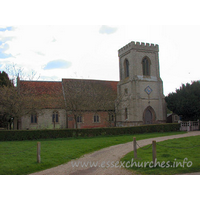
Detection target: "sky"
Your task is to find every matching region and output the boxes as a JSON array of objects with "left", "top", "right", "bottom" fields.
[
  {"left": 1, "top": 0, "right": 199, "bottom": 196},
  {"left": 0, "top": 1, "right": 200, "bottom": 96}
]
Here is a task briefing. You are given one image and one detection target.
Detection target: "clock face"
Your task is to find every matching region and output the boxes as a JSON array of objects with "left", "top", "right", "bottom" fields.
[{"left": 145, "top": 86, "right": 153, "bottom": 95}]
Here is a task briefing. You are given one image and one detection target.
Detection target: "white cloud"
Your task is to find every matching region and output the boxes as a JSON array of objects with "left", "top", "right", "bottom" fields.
[
  {"left": 1, "top": 25, "right": 200, "bottom": 96},
  {"left": 38, "top": 75, "right": 61, "bottom": 81}
]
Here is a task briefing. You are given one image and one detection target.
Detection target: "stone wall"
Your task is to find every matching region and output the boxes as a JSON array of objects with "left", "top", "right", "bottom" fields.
[
  {"left": 21, "top": 109, "right": 66, "bottom": 130},
  {"left": 116, "top": 41, "right": 166, "bottom": 126}
]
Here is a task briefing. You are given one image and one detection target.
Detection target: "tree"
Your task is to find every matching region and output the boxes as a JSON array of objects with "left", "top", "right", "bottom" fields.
[
  {"left": 0, "top": 69, "right": 42, "bottom": 129},
  {"left": 0, "top": 80, "right": 42, "bottom": 129},
  {"left": 62, "top": 79, "right": 117, "bottom": 128},
  {"left": 0, "top": 71, "right": 13, "bottom": 87},
  {"left": 165, "top": 81, "right": 200, "bottom": 121},
  {"left": 0, "top": 71, "right": 13, "bottom": 128},
  {"left": 5, "top": 64, "right": 38, "bottom": 86}
]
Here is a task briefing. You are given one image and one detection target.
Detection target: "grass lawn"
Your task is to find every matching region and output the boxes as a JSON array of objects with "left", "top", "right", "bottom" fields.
[
  {"left": 0, "top": 131, "right": 186, "bottom": 175},
  {"left": 121, "top": 135, "right": 200, "bottom": 175}
]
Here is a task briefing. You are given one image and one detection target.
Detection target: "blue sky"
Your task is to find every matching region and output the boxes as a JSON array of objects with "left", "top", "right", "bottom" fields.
[
  {"left": 0, "top": 27, "right": 13, "bottom": 32},
  {"left": 0, "top": 0, "right": 199, "bottom": 194},
  {"left": 0, "top": 25, "right": 200, "bottom": 95},
  {"left": 99, "top": 26, "right": 118, "bottom": 34},
  {"left": 0, "top": 0, "right": 200, "bottom": 96},
  {"left": 44, "top": 60, "right": 72, "bottom": 70},
  {"left": 0, "top": 43, "right": 13, "bottom": 59}
]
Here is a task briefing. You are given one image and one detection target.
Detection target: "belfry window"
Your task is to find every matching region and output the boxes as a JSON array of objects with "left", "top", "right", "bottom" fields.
[
  {"left": 142, "top": 57, "right": 150, "bottom": 76},
  {"left": 124, "top": 59, "right": 129, "bottom": 78}
]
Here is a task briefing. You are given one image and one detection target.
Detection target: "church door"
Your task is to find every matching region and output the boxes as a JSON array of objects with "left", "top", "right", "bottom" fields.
[{"left": 145, "top": 109, "right": 152, "bottom": 124}]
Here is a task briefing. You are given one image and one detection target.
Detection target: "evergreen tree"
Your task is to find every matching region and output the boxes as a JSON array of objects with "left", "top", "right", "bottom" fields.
[
  {"left": 165, "top": 81, "right": 200, "bottom": 121},
  {"left": 0, "top": 71, "right": 13, "bottom": 128},
  {"left": 0, "top": 71, "right": 13, "bottom": 87}
]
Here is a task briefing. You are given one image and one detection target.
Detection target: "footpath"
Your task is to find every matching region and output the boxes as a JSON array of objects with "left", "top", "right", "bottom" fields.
[{"left": 30, "top": 131, "right": 200, "bottom": 175}]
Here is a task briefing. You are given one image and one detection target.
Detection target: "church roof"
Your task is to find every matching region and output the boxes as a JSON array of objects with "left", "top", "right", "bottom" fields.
[
  {"left": 19, "top": 79, "right": 118, "bottom": 111},
  {"left": 19, "top": 80, "right": 65, "bottom": 109},
  {"left": 62, "top": 79, "right": 118, "bottom": 111}
]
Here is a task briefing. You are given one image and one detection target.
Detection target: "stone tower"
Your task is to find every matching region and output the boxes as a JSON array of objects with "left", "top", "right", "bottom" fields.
[{"left": 116, "top": 41, "right": 166, "bottom": 126}]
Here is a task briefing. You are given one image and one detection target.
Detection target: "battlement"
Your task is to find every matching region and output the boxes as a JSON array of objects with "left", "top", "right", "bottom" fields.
[{"left": 118, "top": 41, "right": 159, "bottom": 56}]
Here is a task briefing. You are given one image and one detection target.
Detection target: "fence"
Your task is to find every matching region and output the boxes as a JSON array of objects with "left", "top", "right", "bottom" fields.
[
  {"left": 133, "top": 137, "right": 200, "bottom": 167},
  {"left": 180, "top": 120, "right": 199, "bottom": 131}
]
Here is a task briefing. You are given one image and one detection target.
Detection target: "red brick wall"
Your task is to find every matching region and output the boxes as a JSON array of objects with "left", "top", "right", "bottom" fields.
[{"left": 67, "top": 111, "right": 115, "bottom": 129}]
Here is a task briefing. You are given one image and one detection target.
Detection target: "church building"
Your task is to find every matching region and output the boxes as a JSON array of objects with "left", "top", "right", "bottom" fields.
[
  {"left": 17, "top": 41, "right": 166, "bottom": 130},
  {"left": 116, "top": 41, "right": 166, "bottom": 126}
]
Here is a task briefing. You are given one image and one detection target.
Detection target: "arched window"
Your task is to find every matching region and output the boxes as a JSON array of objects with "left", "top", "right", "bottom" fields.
[
  {"left": 142, "top": 57, "right": 151, "bottom": 76},
  {"left": 77, "top": 115, "right": 82, "bottom": 123},
  {"left": 94, "top": 114, "right": 100, "bottom": 123},
  {"left": 109, "top": 113, "right": 115, "bottom": 122},
  {"left": 52, "top": 111, "right": 59, "bottom": 123},
  {"left": 31, "top": 113, "right": 37, "bottom": 124},
  {"left": 124, "top": 59, "right": 129, "bottom": 78}
]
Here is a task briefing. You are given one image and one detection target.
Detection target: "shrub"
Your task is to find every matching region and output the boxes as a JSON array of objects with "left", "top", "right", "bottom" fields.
[{"left": 0, "top": 123, "right": 180, "bottom": 141}]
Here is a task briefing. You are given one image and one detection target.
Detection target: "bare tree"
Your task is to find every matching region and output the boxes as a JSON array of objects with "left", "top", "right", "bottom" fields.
[
  {"left": 89, "top": 81, "right": 117, "bottom": 127},
  {"left": 0, "top": 80, "right": 45, "bottom": 129},
  {"left": 62, "top": 79, "right": 92, "bottom": 128},
  {"left": 62, "top": 79, "right": 118, "bottom": 128},
  {"left": 5, "top": 64, "right": 39, "bottom": 85},
  {"left": 0, "top": 65, "right": 41, "bottom": 129}
]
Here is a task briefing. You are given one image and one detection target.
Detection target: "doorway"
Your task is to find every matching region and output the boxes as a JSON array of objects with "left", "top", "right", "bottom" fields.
[
  {"left": 143, "top": 106, "right": 156, "bottom": 124},
  {"left": 144, "top": 109, "right": 152, "bottom": 124}
]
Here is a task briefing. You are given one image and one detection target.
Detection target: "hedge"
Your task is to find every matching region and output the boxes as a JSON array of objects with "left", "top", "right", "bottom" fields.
[{"left": 0, "top": 123, "right": 181, "bottom": 141}]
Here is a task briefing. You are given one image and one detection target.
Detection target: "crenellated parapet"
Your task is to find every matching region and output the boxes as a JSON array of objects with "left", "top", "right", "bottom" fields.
[{"left": 118, "top": 41, "right": 159, "bottom": 56}]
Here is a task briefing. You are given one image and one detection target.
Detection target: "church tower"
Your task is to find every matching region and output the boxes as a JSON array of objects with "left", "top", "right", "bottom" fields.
[{"left": 116, "top": 41, "right": 166, "bottom": 126}]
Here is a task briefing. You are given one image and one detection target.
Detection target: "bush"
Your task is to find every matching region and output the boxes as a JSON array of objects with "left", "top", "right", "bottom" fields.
[{"left": 0, "top": 123, "right": 180, "bottom": 141}]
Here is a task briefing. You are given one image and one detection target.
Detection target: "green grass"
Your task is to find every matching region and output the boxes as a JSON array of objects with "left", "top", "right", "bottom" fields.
[
  {"left": 121, "top": 135, "right": 200, "bottom": 175},
  {"left": 0, "top": 131, "right": 185, "bottom": 175}
]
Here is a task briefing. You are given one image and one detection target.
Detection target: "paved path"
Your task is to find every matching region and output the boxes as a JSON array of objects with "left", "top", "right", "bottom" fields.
[{"left": 30, "top": 131, "right": 200, "bottom": 175}]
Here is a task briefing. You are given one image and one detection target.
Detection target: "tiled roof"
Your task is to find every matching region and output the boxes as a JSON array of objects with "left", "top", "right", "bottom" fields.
[
  {"left": 20, "top": 81, "right": 63, "bottom": 95},
  {"left": 19, "top": 79, "right": 119, "bottom": 111},
  {"left": 62, "top": 79, "right": 118, "bottom": 111},
  {"left": 62, "top": 78, "right": 118, "bottom": 91},
  {"left": 19, "top": 81, "right": 65, "bottom": 109}
]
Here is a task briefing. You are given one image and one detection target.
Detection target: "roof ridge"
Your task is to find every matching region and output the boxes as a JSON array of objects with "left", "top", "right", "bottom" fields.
[
  {"left": 20, "top": 80, "right": 62, "bottom": 83},
  {"left": 62, "top": 78, "right": 118, "bottom": 82}
]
